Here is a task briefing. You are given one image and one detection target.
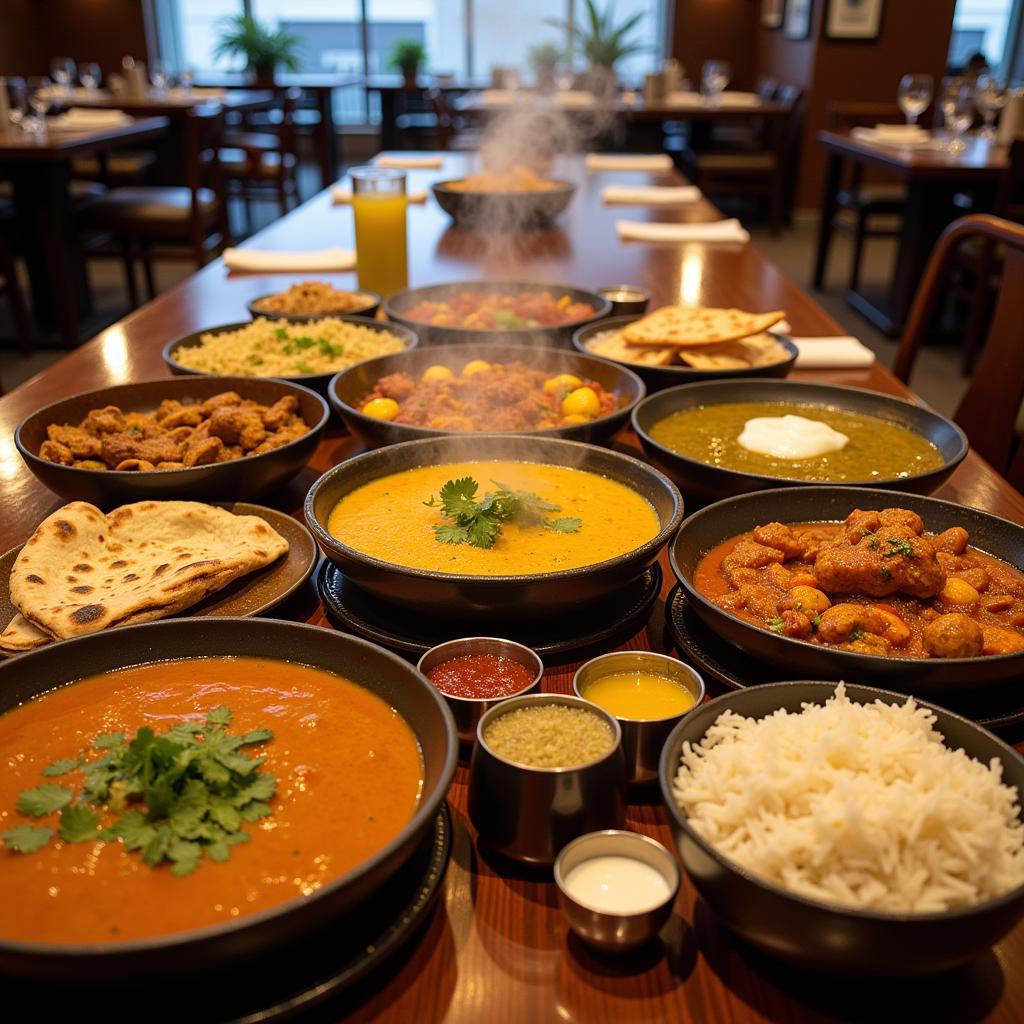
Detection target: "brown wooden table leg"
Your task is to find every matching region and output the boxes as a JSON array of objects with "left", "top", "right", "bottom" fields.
[
  {"left": 812, "top": 150, "right": 843, "bottom": 289},
  {"left": 6, "top": 160, "right": 90, "bottom": 345}
]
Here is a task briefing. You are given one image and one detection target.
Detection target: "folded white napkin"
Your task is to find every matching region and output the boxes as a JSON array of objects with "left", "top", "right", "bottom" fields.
[
  {"left": 47, "top": 108, "right": 131, "bottom": 130},
  {"left": 480, "top": 90, "right": 519, "bottom": 107},
  {"left": 616, "top": 217, "right": 750, "bottom": 243},
  {"left": 586, "top": 153, "right": 673, "bottom": 172},
  {"left": 850, "top": 126, "right": 938, "bottom": 149},
  {"left": 769, "top": 319, "right": 792, "bottom": 336},
  {"left": 554, "top": 90, "right": 596, "bottom": 108},
  {"left": 223, "top": 247, "right": 356, "bottom": 272},
  {"left": 602, "top": 184, "right": 701, "bottom": 205},
  {"left": 331, "top": 186, "right": 427, "bottom": 204},
  {"left": 375, "top": 154, "right": 444, "bottom": 169},
  {"left": 792, "top": 336, "right": 876, "bottom": 369},
  {"left": 872, "top": 122, "right": 927, "bottom": 136},
  {"left": 664, "top": 91, "right": 762, "bottom": 109}
]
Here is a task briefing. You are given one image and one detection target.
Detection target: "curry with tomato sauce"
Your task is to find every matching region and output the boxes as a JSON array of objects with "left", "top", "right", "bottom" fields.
[
  {"left": 694, "top": 507, "right": 1024, "bottom": 659},
  {"left": 0, "top": 657, "right": 423, "bottom": 944}
]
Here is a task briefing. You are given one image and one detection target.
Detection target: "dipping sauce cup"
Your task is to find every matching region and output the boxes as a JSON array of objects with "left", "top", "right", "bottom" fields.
[
  {"left": 573, "top": 651, "right": 705, "bottom": 784},
  {"left": 597, "top": 286, "right": 651, "bottom": 317}
]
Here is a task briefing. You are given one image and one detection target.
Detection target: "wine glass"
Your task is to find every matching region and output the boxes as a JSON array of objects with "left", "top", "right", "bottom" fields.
[
  {"left": 150, "top": 59, "right": 169, "bottom": 96},
  {"left": 975, "top": 74, "right": 1009, "bottom": 140},
  {"left": 897, "top": 74, "right": 933, "bottom": 125},
  {"left": 941, "top": 76, "right": 974, "bottom": 153},
  {"left": 25, "top": 76, "right": 51, "bottom": 134},
  {"left": 5, "top": 77, "right": 26, "bottom": 130},
  {"left": 701, "top": 60, "right": 731, "bottom": 104},
  {"left": 80, "top": 63, "right": 101, "bottom": 91},
  {"left": 179, "top": 67, "right": 195, "bottom": 92},
  {"left": 49, "top": 57, "right": 75, "bottom": 95}
]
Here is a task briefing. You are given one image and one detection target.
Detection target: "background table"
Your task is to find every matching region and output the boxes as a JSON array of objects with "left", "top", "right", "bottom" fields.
[
  {"left": 1, "top": 153, "right": 1022, "bottom": 1022},
  {"left": 814, "top": 130, "right": 1008, "bottom": 335}
]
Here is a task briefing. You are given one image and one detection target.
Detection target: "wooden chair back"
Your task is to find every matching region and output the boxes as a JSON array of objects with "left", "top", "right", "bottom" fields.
[
  {"left": 427, "top": 88, "right": 454, "bottom": 149},
  {"left": 184, "top": 105, "right": 228, "bottom": 249},
  {"left": 893, "top": 213, "right": 1024, "bottom": 487},
  {"left": 994, "top": 136, "right": 1024, "bottom": 222}
]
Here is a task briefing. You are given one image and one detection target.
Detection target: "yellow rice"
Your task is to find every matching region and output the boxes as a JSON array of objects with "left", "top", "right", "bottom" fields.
[{"left": 484, "top": 704, "right": 614, "bottom": 768}]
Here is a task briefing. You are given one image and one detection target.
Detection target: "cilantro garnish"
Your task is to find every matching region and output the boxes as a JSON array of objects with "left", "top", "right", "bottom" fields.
[
  {"left": 768, "top": 616, "right": 785, "bottom": 634},
  {"left": 2, "top": 706, "right": 275, "bottom": 876},
  {"left": 882, "top": 538, "right": 914, "bottom": 559},
  {"left": 851, "top": 628, "right": 864, "bottom": 642},
  {"left": 423, "top": 476, "right": 582, "bottom": 549},
  {"left": 880, "top": 566, "right": 892, "bottom": 580},
  {"left": 273, "top": 327, "right": 289, "bottom": 340}
]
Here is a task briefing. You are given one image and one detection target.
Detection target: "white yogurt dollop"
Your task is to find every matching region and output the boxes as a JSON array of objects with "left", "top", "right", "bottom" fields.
[
  {"left": 737, "top": 414, "right": 849, "bottom": 460},
  {"left": 563, "top": 855, "right": 672, "bottom": 915}
]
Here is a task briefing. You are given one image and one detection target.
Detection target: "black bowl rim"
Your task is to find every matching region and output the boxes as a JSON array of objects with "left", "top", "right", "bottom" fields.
[
  {"left": 383, "top": 280, "right": 613, "bottom": 336},
  {"left": 162, "top": 317, "right": 419, "bottom": 382},
  {"left": 326, "top": 342, "right": 647, "bottom": 440},
  {"left": 13, "top": 376, "right": 330, "bottom": 480},
  {"left": 631, "top": 379, "right": 969, "bottom": 487},
  {"left": 0, "top": 617, "right": 458, "bottom": 959},
  {"left": 246, "top": 288, "right": 382, "bottom": 320},
  {"left": 658, "top": 679, "right": 1024, "bottom": 923},
  {"left": 430, "top": 178, "right": 577, "bottom": 198},
  {"left": 574, "top": 315, "right": 799, "bottom": 379},
  {"left": 669, "top": 484, "right": 1024, "bottom": 673},
  {"left": 303, "top": 434, "right": 684, "bottom": 584}
]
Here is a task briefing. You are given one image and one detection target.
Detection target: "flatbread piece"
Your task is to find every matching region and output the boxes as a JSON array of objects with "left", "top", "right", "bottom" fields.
[{"left": 622, "top": 306, "right": 786, "bottom": 347}]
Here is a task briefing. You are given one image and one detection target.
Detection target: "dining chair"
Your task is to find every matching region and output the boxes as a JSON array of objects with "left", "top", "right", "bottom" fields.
[
  {"left": 893, "top": 213, "right": 1024, "bottom": 489},
  {"left": 78, "top": 106, "right": 229, "bottom": 303},
  {"left": 822, "top": 101, "right": 908, "bottom": 292},
  {"left": 425, "top": 89, "right": 479, "bottom": 151}
]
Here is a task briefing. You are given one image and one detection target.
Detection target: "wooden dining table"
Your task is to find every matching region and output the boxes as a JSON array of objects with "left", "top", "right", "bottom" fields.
[
  {"left": 2, "top": 152, "right": 1023, "bottom": 1022},
  {"left": 813, "top": 130, "right": 1009, "bottom": 336}
]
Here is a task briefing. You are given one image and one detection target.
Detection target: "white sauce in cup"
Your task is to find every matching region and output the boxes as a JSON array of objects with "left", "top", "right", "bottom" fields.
[
  {"left": 562, "top": 855, "right": 672, "bottom": 914},
  {"left": 738, "top": 414, "right": 850, "bottom": 460}
]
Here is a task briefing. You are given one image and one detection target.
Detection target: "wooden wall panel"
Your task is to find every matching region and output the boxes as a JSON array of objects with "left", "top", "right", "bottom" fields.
[{"left": 671, "top": 0, "right": 758, "bottom": 89}]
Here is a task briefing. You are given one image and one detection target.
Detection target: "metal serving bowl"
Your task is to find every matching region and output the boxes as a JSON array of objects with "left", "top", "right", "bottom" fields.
[
  {"left": 554, "top": 830, "right": 680, "bottom": 952},
  {"left": 384, "top": 280, "right": 612, "bottom": 348},
  {"left": 574, "top": 315, "right": 798, "bottom": 393},
  {"left": 163, "top": 316, "right": 418, "bottom": 398},
  {"left": 247, "top": 289, "right": 381, "bottom": 322},
  {"left": 303, "top": 434, "right": 684, "bottom": 621},
  {"left": 659, "top": 681, "right": 1024, "bottom": 974},
  {"left": 417, "top": 636, "right": 543, "bottom": 745},
  {"left": 573, "top": 650, "right": 705, "bottom": 784},
  {"left": 669, "top": 486, "right": 1024, "bottom": 698},
  {"left": 0, "top": 617, "right": 457, "bottom": 982},
  {"left": 468, "top": 693, "right": 628, "bottom": 864},
  {"left": 632, "top": 379, "right": 967, "bottom": 502},
  {"left": 327, "top": 343, "right": 645, "bottom": 448},
  {"left": 431, "top": 180, "right": 576, "bottom": 229},
  {"left": 15, "top": 376, "right": 329, "bottom": 507}
]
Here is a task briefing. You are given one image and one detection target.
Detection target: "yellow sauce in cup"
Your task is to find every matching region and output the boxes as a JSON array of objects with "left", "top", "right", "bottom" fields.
[{"left": 583, "top": 671, "right": 695, "bottom": 720}]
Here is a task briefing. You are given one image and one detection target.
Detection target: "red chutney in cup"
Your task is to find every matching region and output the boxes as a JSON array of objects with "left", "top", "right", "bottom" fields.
[{"left": 426, "top": 654, "right": 535, "bottom": 699}]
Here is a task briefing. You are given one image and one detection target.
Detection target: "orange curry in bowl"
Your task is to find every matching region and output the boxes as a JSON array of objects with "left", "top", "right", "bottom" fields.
[
  {"left": 0, "top": 657, "right": 423, "bottom": 945},
  {"left": 694, "top": 507, "right": 1024, "bottom": 659}
]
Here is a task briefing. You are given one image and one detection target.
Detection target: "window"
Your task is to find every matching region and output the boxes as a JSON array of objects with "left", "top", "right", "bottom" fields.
[{"left": 950, "top": 0, "right": 1018, "bottom": 72}]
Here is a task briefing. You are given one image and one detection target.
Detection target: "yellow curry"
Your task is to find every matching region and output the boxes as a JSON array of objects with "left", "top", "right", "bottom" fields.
[{"left": 326, "top": 460, "right": 660, "bottom": 575}]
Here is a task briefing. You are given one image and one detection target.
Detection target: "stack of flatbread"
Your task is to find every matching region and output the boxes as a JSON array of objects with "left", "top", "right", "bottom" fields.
[
  {"left": 0, "top": 501, "right": 289, "bottom": 653},
  {"left": 587, "top": 305, "right": 789, "bottom": 370}
]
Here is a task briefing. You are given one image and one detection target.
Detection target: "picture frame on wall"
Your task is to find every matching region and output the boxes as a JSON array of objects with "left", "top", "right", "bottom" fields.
[
  {"left": 825, "top": 0, "right": 884, "bottom": 40},
  {"left": 784, "top": 0, "right": 813, "bottom": 40},
  {"left": 761, "top": 0, "right": 785, "bottom": 29}
]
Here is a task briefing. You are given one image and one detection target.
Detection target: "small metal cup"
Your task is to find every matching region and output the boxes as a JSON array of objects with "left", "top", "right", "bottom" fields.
[
  {"left": 554, "top": 829, "right": 679, "bottom": 951},
  {"left": 597, "top": 286, "right": 651, "bottom": 317},
  {"left": 574, "top": 651, "right": 705, "bottom": 784},
  {"left": 469, "top": 694, "right": 628, "bottom": 864},
  {"left": 417, "top": 637, "right": 543, "bottom": 746}
]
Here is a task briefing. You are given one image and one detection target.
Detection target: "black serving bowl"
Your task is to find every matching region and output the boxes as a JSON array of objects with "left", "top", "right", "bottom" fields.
[
  {"left": 327, "top": 343, "right": 645, "bottom": 448},
  {"left": 669, "top": 486, "right": 1024, "bottom": 698},
  {"left": 384, "top": 281, "right": 611, "bottom": 348},
  {"left": 659, "top": 681, "right": 1024, "bottom": 974},
  {"left": 633, "top": 379, "right": 967, "bottom": 502},
  {"left": 0, "top": 617, "right": 457, "bottom": 982},
  {"left": 247, "top": 288, "right": 381, "bottom": 321},
  {"left": 304, "top": 435, "right": 683, "bottom": 620},
  {"left": 15, "top": 376, "right": 329, "bottom": 507},
  {"left": 431, "top": 179, "right": 576, "bottom": 229},
  {"left": 163, "top": 317, "right": 418, "bottom": 398},
  {"left": 574, "top": 315, "right": 798, "bottom": 393}
]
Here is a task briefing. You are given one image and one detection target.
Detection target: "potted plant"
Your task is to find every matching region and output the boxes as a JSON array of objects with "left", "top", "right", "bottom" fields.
[
  {"left": 389, "top": 39, "right": 427, "bottom": 89},
  {"left": 548, "top": 0, "right": 647, "bottom": 94},
  {"left": 213, "top": 14, "right": 301, "bottom": 87},
  {"left": 529, "top": 42, "right": 564, "bottom": 94}
]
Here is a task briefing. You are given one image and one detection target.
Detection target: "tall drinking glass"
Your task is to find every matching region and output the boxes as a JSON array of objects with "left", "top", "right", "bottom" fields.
[
  {"left": 25, "top": 76, "right": 51, "bottom": 134},
  {"left": 975, "top": 74, "right": 1009, "bottom": 139},
  {"left": 50, "top": 57, "right": 75, "bottom": 95},
  {"left": 80, "top": 63, "right": 101, "bottom": 91},
  {"left": 897, "top": 74, "right": 933, "bottom": 125},
  {"left": 350, "top": 166, "right": 408, "bottom": 298},
  {"left": 941, "top": 76, "right": 974, "bottom": 153},
  {"left": 701, "top": 61, "right": 730, "bottom": 104}
]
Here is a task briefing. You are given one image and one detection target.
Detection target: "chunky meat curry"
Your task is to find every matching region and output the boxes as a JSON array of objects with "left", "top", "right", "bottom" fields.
[{"left": 694, "top": 507, "right": 1024, "bottom": 659}]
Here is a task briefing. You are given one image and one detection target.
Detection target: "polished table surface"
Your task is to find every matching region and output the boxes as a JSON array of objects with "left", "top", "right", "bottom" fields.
[
  {"left": 2, "top": 153, "right": 1024, "bottom": 1022},
  {"left": 61, "top": 89, "right": 274, "bottom": 113},
  {"left": 0, "top": 116, "right": 169, "bottom": 161}
]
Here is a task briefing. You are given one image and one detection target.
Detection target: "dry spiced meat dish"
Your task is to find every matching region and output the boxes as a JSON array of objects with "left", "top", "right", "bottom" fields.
[
  {"left": 695, "top": 507, "right": 1024, "bottom": 659},
  {"left": 37, "top": 391, "right": 309, "bottom": 472}
]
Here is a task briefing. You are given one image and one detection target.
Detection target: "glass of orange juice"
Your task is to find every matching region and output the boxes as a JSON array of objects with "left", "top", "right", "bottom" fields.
[{"left": 350, "top": 166, "right": 409, "bottom": 298}]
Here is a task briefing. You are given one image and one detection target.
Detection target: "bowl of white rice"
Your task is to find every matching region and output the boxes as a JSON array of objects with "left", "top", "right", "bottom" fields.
[
  {"left": 163, "top": 316, "right": 418, "bottom": 397},
  {"left": 658, "top": 681, "right": 1024, "bottom": 974}
]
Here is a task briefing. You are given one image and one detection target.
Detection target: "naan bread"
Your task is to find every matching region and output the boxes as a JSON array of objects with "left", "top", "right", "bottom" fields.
[
  {"left": 6, "top": 501, "right": 288, "bottom": 644},
  {"left": 679, "top": 334, "right": 790, "bottom": 369},
  {"left": 0, "top": 613, "right": 51, "bottom": 652},
  {"left": 587, "top": 329, "right": 677, "bottom": 366},
  {"left": 622, "top": 306, "right": 786, "bottom": 347}
]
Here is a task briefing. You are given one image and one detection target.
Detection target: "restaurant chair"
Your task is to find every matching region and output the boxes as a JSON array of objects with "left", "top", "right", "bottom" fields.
[
  {"left": 709, "top": 75, "right": 780, "bottom": 148},
  {"left": 426, "top": 89, "right": 479, "bottom": 151},
  {"left": 70, "top": 151, "right": 156, "bottom": 187},
  {"left": 220, "top": 87, "right": 301, "bottom": 226},
  {"left": 78, "top": 106, "right": 229, "bottom": 302},
  {"left": 820, "top": 101, "right": 907, "bottom": 292},
  {"left": 893, "top": 213, "right": 1024, "bottom": 489},
  {"left": 393, "top": 88, "right": 442, "bottom": 150}
]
